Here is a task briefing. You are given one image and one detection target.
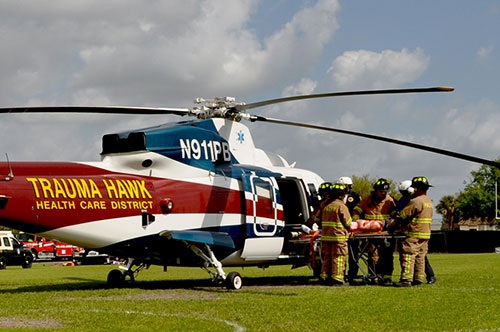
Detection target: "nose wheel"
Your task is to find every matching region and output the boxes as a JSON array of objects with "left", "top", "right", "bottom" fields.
[
  {"left": 107, "top": 269, "right": 125, "bottom": 288},
  {"left": 107, "top": 258, "right": 148, "bottom": 288}
]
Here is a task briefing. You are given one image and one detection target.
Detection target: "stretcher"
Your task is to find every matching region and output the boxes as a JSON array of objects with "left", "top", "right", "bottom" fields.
[{"left": 348, "top": 232, "right": 405, "bottom": 284}]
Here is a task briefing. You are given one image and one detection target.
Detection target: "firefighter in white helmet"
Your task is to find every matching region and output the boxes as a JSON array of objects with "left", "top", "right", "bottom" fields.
[
  {"left": 397, "top": 180, "right": 414, "bottom": 209},
  {"left": 338, "top": 177, "right": 361, "bottom": 213}
]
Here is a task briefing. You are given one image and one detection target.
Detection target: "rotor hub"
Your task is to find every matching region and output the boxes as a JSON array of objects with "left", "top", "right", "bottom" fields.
[{"left": 191, "top": 97, "right": 246, "bottom": 120}]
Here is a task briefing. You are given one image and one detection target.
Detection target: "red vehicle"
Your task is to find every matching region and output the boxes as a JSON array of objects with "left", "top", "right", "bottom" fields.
[{"left": 17, "top": 233, "right": 82, "bottom": 261}]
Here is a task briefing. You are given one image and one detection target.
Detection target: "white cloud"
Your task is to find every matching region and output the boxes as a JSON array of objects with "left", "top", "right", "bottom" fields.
[
  {"left": 0, "top": 0, "right": 340, "bottom": 107},
  {"left": 328, "top": 48, "right": 430, "bottom": 89},
  {"left": 443, "top": 100, "right": 500, "bottom": 155}
]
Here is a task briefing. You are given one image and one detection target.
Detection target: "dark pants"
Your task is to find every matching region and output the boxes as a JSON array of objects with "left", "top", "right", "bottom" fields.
[
  {"left": 425, "top": 255, "right": 435, "bottom": 280},
  {"left": 347, "top": 238, "right": 359, "bottom": 281},
  {"left": 370, "top": 238, "right": 395, "bottom": 279}
]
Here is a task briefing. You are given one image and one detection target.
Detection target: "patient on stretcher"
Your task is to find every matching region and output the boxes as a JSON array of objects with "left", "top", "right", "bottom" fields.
[{"left": 350, "top": 219, "right": 384, "bottom": 233}]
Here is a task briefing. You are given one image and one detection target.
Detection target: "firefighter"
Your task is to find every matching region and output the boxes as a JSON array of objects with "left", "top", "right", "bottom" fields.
[
  {"left": 319, "top": 183, "right": 352, "bottom": 285},
  {"left": 393, "top": 176, "right": 434, "bottom": 287},
  {"left": 352, "top": 178, "right": 397, "bottom": 285},
  {"left": 302, "top": 182, "right": 334, "bottom": 277},
  {"left": 317, "top": 182, "right": 334, "bottom": 211},
  {"left": 307, "top": 182, "right": 333, "bottom": 228},
  {"left": 338, "top": 176, "right": 361, "bottom": 213},
  {"left": 394, "top": 180, "right": 437, "bottom": 284},
  {"left": 337, "top": 176, "right": 363, "bottom": 284}
]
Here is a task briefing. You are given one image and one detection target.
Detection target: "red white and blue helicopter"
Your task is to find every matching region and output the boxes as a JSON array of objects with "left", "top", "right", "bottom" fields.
[{"left": 0, "top": 86, "right": 498, "bottom": 289}]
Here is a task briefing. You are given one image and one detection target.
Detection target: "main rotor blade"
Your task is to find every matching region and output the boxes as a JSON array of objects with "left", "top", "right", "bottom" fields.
[
  {"left": 237, "top": 86, "right": 454, "bottom": 111},
  {"left": 0, "top": 106, "right": 191, "bottom": 116},
  {"left": 251, "top": 115, "right": 500, "bottom": 169}
]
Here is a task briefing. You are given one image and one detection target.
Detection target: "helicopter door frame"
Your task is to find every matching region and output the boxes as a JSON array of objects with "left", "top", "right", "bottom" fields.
[
  {"left": 249, "top": 176, "right": 277, "bottom": 236},
  {"left": 240, "top": 173, "right": 284, "bottom": 260}
]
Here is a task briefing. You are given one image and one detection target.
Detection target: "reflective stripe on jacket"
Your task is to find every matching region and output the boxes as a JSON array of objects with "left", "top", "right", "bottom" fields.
[
  {"left": 400, "top": 194, "right": 433, "bottom": 239},
  {"left": 321, "top": 199, "right": 352, "bottom": 243},
  {"left": 352, "top": 192, "right": 396, "bottom": 222}
]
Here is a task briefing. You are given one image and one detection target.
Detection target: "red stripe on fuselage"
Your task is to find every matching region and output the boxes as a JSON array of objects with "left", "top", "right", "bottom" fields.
[
  {"left": 0, "top": 162, "right": 242, "bottom": 231},
  {"left": 245, "top": 194, "right": 285, "bottom": 221}
]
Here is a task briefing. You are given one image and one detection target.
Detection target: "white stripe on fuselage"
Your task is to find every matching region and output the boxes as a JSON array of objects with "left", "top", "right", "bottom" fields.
[{"left": 39, "top": 213, "right": 285, "bottom": 249}]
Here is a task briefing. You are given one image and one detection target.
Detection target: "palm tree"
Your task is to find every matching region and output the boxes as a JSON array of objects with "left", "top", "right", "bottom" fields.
[{"left": 436, "top": 195, "right": 459, "bottom": 230}]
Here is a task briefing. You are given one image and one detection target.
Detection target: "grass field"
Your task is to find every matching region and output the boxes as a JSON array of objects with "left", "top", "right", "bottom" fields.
[{"left": 1, "top": 253, "right": 499, "bottom": 331}]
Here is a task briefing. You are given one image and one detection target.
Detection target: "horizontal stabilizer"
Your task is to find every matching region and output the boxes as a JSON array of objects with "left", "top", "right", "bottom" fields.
[{"left": 160, "top": 230, "right": 235, "bottom": 248}]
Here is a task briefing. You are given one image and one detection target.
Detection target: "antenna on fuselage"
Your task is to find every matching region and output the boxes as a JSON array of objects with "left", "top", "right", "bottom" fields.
[{"left": 4, "top": 153, "right": 14, "bottom": 181}]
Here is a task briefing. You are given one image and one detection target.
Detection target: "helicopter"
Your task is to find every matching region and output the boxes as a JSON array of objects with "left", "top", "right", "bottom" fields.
[{"left": 0, "top": 86, "right": 498, "bottom": 289}]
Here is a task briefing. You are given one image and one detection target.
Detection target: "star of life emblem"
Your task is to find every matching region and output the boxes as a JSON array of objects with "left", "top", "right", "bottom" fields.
[{"left": 236, "top": 130, "right": 245, "bottom": 144}]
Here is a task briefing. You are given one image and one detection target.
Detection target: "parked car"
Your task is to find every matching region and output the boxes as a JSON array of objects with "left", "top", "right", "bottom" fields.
[{"left": 0, "top": 231, "right": 33, "bottom": 269}]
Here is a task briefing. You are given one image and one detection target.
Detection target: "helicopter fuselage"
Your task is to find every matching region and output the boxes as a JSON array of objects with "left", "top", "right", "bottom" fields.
[{"left": 0, "top": 119, "right": 324, "bottom": 274}]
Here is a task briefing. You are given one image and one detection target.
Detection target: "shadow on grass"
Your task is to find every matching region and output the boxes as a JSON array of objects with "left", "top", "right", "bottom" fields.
[{"left": 4, "top": 274, "right": 319, "bottom": 293}]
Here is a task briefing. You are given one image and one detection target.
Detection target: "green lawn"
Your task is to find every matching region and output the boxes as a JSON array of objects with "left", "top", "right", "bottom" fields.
[{"left": 1, "top": 253, "right": 499, "bottom": 331}]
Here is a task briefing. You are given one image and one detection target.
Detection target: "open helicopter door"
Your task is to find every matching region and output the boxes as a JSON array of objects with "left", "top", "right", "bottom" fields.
[{"left": 240, "top": 173, "right": 284, "bottom": 260}]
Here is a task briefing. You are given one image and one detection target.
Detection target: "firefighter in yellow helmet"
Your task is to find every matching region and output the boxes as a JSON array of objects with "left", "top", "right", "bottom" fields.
[
  {"left": 338, "top": 176, "right": 363, "bottom": 284},
  {"left": 302, "top": 182, "right": 334, "bottom": 276},
  {"left": 393, "top": 176, "right": 434, "bottom": 287},
  {"left": 319, "top": 183, "right": 352, "bottom": 285},
  {"left": 352, "top": 178, "right": 396, "bottom": 285},
  {"left": 308, "top": 182, "right": 333, "bottom": 226},
  {"left": 317, "top": 182, "right": 333, "bottom": 205}
]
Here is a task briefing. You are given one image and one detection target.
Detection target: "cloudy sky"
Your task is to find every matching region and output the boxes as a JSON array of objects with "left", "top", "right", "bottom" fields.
[{"left": 0, "top": 0, "right": 499, "bottom": 212}]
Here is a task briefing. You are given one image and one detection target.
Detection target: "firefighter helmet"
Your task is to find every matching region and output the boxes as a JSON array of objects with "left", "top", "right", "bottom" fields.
[
  {"left": 331, "top": 183, "right": 348, "bottom": 195},
  {"left": 318, "top": 182, "right": 333, "bottom": 197},
  {"left": 338, "top": 176, "right": 353, "bottom": 185},
  {"left": 398, "top": 180, "right": 414, "bottom": 195},
  {"left": 411, "top": 176, "right": 433, "bottom": 189},
  {"left": 373, "top": 178, "right": 390, "bottom": 191}
]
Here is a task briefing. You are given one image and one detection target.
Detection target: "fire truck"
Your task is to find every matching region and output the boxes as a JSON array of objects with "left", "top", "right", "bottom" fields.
[{"left": 17, "top": 232, "right": 83, "bottom": 261}]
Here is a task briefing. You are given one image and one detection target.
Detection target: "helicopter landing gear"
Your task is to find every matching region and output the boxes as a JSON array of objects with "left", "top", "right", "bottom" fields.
[
  {"left": 185, "top": 241, "right": 243, "bottom": 290},
  {"left": 225, "top": 271, "right": 243, "bottom": 290},
  {"left": 107, "top": 269, "right": 125, "bottom": 288},
  {"left": 106, "top": 258, "right": 149, "bottom": 288}
]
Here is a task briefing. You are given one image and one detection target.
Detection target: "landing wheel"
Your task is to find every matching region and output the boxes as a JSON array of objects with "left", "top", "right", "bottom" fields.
[
  {"left": 107, "top": 269, "right": 125, "bottom": 288},
  {"left": 226, "top": 272, "right": 243, "bottom": 290}
]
